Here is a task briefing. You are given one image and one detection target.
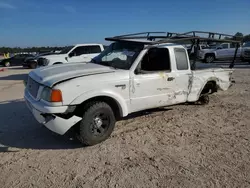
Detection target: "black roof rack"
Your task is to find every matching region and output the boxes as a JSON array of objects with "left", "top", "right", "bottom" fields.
[
  {"left": 105, "top": 31, "right": 242, "bottom": 69},
  {"left": 105, "top": 32, "right": 181, "bottom": 43},
  {"left": 105, "top": 30, "right": 242, "bottom": 44}
]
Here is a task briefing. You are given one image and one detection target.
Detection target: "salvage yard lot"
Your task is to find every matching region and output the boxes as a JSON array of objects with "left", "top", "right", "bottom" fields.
[{"left": 0, "top": 64, "right": 250, "bottom": 188}]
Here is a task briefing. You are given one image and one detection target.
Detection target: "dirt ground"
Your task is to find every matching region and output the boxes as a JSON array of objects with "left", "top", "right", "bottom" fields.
[{"left": 0, "top": 64, "right": 250, "bottom": 188}]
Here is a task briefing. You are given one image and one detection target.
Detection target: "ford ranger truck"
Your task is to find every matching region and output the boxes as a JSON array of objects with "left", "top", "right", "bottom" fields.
[{"left": 24, "top": 39, "right": 233, "bottom": 146}]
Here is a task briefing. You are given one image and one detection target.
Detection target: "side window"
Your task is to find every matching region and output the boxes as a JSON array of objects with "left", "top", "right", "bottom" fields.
[
  {"left": 222, "top": 43, "right": 228, "bottom": 49},
  {"left": 72, "top": 46, "right": 89, "bottom": 56},
  {"left": 174, "top": 48, "right": 189, "bottom": 70},
  {"left": 89, "top": 45, "right": 102, "bottom": 53},
  {"left": 138, "top": 48, "right": 170, "bottom": 73},
  {"left": 72, "top": 46, "right": 102, "bottom": 56},
  {"left": 230, "top": 43, "right": 235, "bottom": 48}
]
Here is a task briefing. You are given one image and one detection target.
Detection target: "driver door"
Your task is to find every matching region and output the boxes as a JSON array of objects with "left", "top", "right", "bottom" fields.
[{"left": 130, "top": 47, "right": 177, "bottom": 112}]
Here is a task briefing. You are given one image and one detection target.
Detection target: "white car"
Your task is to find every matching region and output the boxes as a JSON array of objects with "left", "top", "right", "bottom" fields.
[
  {"left": 24, "top": 34, "right": 235, "bottom": 146},
  {"left": 37, "top": 44, "right": 104, "bottom": 66},
  {"left": 199, "top": 43, "right": 242, "bottom": 63}
]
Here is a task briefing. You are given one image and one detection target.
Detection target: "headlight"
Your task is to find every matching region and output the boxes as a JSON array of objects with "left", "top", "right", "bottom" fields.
[
  {"left": 41, "top": 87, "right": 52, "bottom": 101},
  {"left": 40, "top": 87, "right": 63, "bottom": 102}
]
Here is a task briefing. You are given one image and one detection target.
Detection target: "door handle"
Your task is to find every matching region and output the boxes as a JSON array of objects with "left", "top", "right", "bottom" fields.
[{"left": 167, "top": 77, "right": 175, "bottom": 81}]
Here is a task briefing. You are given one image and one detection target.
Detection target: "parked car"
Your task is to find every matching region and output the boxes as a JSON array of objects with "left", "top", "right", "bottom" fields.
[
  {"left": 0, "top": 53, "right": 35, "bottom": 67},
  {"left": 241, "top": 42, "right": 250, "bottom": 63},
  {"left": 24, "top": 32, "right": 235, "bottom": 146},
  {"left": 198, "top": 43, "right": 242, "bottom": 63},
  {"left": 37, "top": 44, "right": 104, "bottom": 67},
  {"left": 22, "top": 52, "right": 55, "bottom": 69}
]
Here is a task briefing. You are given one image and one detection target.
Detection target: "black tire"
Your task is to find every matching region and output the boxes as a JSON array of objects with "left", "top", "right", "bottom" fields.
[
  {"left": 198, "top": 95, "right": 209, "bottom": 105},
  {"left": 4, "top": 61, "right": 10, "bottom": 67},
  {"left": 30, "top": 62, "right": 37, "bottom": 69},
  {"left": 77, "top": 101, "right": 116, "bottom": 146},
  {"left": 205, "top": 54, "right": 215, "bottom": 63}
]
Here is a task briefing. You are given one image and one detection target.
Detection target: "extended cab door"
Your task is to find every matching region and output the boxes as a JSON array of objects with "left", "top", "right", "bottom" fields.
[{"left": 130, "top": 46, "right": 191, "bottom": 112}]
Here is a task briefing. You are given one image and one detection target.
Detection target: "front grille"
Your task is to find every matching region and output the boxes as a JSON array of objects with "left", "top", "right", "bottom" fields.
[{"left": 27, "top": 77, "right": 40, "bottom": 98}]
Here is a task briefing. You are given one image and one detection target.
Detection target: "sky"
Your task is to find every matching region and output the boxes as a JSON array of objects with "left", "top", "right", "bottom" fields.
[{"left": 0, "top": 0, "right": 250, "bottom": 47}]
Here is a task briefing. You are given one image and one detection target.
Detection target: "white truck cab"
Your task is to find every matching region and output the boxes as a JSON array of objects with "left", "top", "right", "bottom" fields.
[
  {"left": 24, "top": 32, "right": 235, "bottom": 146},
  {"left": 37, "top": 44, "right": 104, "bottom": 66}
]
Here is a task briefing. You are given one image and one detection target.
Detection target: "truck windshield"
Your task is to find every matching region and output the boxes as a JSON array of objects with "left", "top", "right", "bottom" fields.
[
  {"left": 91, "top": 41, "right": 144, "bottom": 70},
  {"left": 243, "top": 42, "right": 250, "bottom": 47}
]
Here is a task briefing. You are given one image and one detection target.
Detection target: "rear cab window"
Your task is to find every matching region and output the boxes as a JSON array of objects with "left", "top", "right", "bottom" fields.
[{"left": 174, "top": 48, "right": 189, "bottom": 70}]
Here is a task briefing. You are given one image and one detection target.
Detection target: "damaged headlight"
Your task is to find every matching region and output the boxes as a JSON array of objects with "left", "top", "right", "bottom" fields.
[
  {"left": 40, "top": 87, "right": 63, "bottom": 102},
  {"left": 40, "top": 87, "right": 51, "bottom": 101}
]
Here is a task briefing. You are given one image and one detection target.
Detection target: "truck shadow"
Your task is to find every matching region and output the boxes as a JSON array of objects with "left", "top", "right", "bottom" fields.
[
  {"left": 213, "top": 61, "right": 250, "bottom": 69},
  {"left": 0, "top": 73, "right": 28, "bottom": 81},
  {"left": 121, "top": 107, "right": 173, "bottom": 120},
  {"left": 0, "top": 99, "right": 174, "bottom": 151},
  {"left": 0, "top": 100, "right": 82, "bottom": 151}
]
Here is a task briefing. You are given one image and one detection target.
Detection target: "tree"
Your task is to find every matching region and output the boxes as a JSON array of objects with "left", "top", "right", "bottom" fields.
[
  {"left": 235, "top": 32, "right": 244, "bottom": 37},
  {"left": 243, "top": 34, "right": 250, "bottom": 42}
]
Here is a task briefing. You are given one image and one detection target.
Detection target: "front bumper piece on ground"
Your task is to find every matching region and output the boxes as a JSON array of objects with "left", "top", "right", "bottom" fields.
[{"left": 24, "top": 92, "right": 82, "bottom": 135}]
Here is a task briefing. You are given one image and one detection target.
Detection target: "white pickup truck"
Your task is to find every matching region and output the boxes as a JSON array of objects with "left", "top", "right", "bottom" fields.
[
  {"left": 24, "top": 36, "right": 234, "bottom": 146},
  {"left": 198, "top": 43, "right": 242, "bottom": 63},
  {"left": 37, "top": 44, "right": 104, "bottom": 66}
]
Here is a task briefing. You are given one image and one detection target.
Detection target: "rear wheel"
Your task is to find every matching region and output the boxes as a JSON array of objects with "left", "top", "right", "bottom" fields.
[
  {"left": 77, "top": 101, "right": 116, "bottom": 146},
  {"left": 205, "top": 54, "right": 215, "bottom": 63},
  {"left": 197, "top": 95, "right": 210, "bottom": 105}
]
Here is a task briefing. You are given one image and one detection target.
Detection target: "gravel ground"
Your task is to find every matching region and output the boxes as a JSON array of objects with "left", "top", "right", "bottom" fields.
[{"left": 0, "top": 64, "right": 250, "bottom": 188}]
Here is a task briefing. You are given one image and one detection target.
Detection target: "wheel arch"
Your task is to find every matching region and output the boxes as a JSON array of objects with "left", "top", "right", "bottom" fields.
[
  {"left": 198, "top": 78, "right": 218, "bottom": 96},
  {"left": 188, "top": 77, "right": 218, "bottom": 102},
  {"left": 71, "top": 92, "right": 129, "bottom": 119}
]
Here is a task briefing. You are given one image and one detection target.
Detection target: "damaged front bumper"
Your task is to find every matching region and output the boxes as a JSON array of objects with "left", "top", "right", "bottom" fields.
[{"left": 24, "top": 90, "right": 82, "bottom": 135}]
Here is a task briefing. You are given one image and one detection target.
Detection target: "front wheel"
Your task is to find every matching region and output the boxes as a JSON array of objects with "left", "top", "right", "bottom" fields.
[
  {"left": 77, "top": 101, "right": 116, "bottom": 146},
  {"left": 205, "top": 55, "right": 215, "bottom": 63}
]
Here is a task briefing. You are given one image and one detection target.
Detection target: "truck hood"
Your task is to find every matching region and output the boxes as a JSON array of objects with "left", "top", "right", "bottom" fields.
[{"left": 29, "top": 63, "right": 115, "bottom": 87}]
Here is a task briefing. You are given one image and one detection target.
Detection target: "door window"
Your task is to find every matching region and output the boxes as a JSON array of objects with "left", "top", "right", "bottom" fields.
[
  {"left": 72, "top": 45, "right": 102, "bottom": 56},
  {"left": 88, "top": 45, "right": 102, "bottom": 53},
  {"left": 221, "top": 43, "right": 228, "bottom": 49},
  {"left": 137, "top": 48, "right": 170, "bottom": 74},
  {"left": 230, "top": 43, "right": 235, "bottom": 48}
]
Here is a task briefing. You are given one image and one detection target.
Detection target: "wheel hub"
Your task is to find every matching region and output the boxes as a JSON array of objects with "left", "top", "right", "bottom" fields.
[{"left": 94, "top": 117, "right": 103, "bottom": 128}]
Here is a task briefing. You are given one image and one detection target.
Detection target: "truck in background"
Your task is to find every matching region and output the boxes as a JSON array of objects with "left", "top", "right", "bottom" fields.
[
  {"left": 37, "top": 44, "right": 105, "bottom": 67},
  {"left": 241, "top": 42, "right": 250, "bottom": 63}
]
